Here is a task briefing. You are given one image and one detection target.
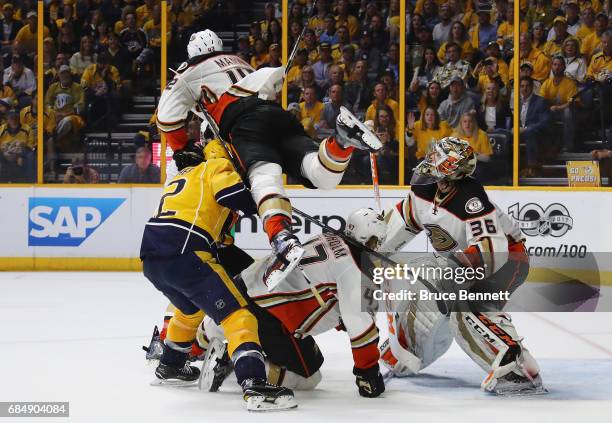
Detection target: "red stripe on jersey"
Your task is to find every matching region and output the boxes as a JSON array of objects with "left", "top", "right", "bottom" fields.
[
  {"left": 266, "top": 291, "right": 337, "bottom": 333},
  {"left": 204, "top": 92, "right": 241, "bottom": 124}
]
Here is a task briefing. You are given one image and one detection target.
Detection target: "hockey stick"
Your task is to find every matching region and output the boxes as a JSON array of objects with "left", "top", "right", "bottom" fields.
[
  {"left": 285, "top": 0, "right": 318, "bottom": 75},
  {"left": 369, "top": 152, "right": 382, "bottom": 211}
]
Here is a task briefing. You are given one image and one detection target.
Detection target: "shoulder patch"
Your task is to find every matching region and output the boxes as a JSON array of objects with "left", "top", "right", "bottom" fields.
[{"left": 465, "top": 197, "right": 484, "bottom": 214}]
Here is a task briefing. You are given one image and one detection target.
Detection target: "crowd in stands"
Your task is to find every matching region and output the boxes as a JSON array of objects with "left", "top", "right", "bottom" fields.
[
  {"left": 517, "top": 0, "right": 611, "bottom": 178},
  {"left": 285, "top": 0, "right": 401, "bottom": 184},
  {"left": 42, "top": 0, "right": 161, "bottom": 183},
  {"left": 0, "top": 1, "right": 38, "bottom": 182},
  {"left": 406, "top": 0, "right": 515, "bottom": 184}
]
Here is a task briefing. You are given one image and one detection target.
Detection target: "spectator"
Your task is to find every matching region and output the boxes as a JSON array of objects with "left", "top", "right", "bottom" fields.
[
  {"left": 417, "top": 80, "right": 443, "bottom": 116},
  {"left": 69, "top": 35, "right": 97, "bottom": 77},
  {"left": 320, "top": 14, "right": 338, "bottom": 45},
  {"left": 0, "top": 3, "right": 22, "bottom": 57},
  {"left": 298, "top": 86, "right": 324, "bottom": 137},
  {"left": 136, "top": 0, "right": 155, "bottom": 28},
  {"left": 343, "top": 60, "right": 373, "bottom": 113},
  {"left": 381, "top": 68, "right": 398, "bottom": 101},
  {"left": 576, "top": 7, "right": 596, "bottom": 42},
  {"left": 118, "top": 146, "right": 160, "bottom": 183},
  {"left": 586, "top": 30, "right": 611, "bottom": 81},
  {"left": 287, "top": 49, "right": 308, "bottom": 92},
  {"left": 542, "top": 16, "right": 569, "bottom": 58},
  {"left": 3, "top": 54, "right": 36, "bottom": 108},
  {"left": 335, "top": 0, "right": 359, "bottom": 40},
  {"left": 451, "top": 112, "right": 492, "bottom": 162},
  {"left": 81, "top": 52, "right": 121, "bottom": 125},
  {"left": 308, "top": 0, "right": 329, "bottom": 37},
  {"left": 250, "top": 38, "right": 269, "bottom": 69},
  {"left": 313, "top": 42, "right": 334, "bottom": 89},
  {"left": 562, "top": 37, "right": 587, "bottom": 83},
  {"left": 0, "top": 108, "right": 35, "bottom": 182},
  {"left": 437, "top": 21, "right": 474, "bottom": 63},
  {"left": 143, "top": 4, "right": 162, "bottom": 52},
  {"left": 63, "top": 155, "right": 99, "bottom": 184},
  {"left": 356, "top": 30, "right": 381, "bottom": 80},
  {"left": 519, "top": 76, "right": 551, "bottom": 176},
  {"left": 119, "top": 12, "right": 147, "bottom": 62},
  {"left": 469, "top": 7, "right": 497, "bottom": 53},
  {"left": 289, "top": 64, "right": 322, "bottom": 103},
  {"left": 422, "top": 0, "right": 440, "bottom": 28},
  {"left": 384, "top": 43, "right": 400, "bottom": 82},
  {"left": 514, "top": 32, "right": 551, "bottom": 82},
  {"left": 406, "top": 107, "right": 451, "bottom": 159},
  {"left": 45, "top": 65, "right": 85, "bottom": 151},
  {"left": 57, "top": 22, "right": 79, "bottom": 56},
  {"left": 581, "top": 12, "right": 608, "bottom": 60},
  {"left": 259, "top": 43, "right": 282, "bottom": 69},
  {"left": 539, "top": 55, "right": 577, "bottom": 152},
  {"left": 265, "top": 19, "right": 283, "bottom": 47},
  {"left": 337, "top": 43, "right": 356, "bottom": 79},
  {"left": 320, "top": 83, "right": 345, "bottom": 131},
  {"left": 303, "top": 28, "right": 320, "bottom": 63},
  {"left": 14, "top": 11, "right": 49, "bottom": 57},
  {"left": 410, "top": 46, "right": 441, "bottom": 93},
  {"left": 477, "top": 81, "right": 512, "bottom": 133},
  {"left": 369, "top": 14, "right": 390, "bottom": 52},
  {"left": 531, "top": 21, "right": 547, "bottom": 51},
  {"left": 438, "top": 76, "right": 475, "bottom": 128},
  {"left": 365, "top": 83, "right": 399, "bottom": 122},
  {"left": 433, "top": 42, "right": 471, "bottom": 89},
  {"left": 105, "top": 32, "right": 133, "bottom": 84},
  {"left": 432, "top": 3, "right": 452, "bottom": 49},
  {"left": 373, "top": 104, "right": 399, "bottom": 184},
  {"left": 0, "top": 77, "right": 16, "bottom": 108}
]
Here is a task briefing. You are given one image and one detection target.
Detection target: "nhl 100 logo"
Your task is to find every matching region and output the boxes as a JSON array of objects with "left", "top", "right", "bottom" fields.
[{"left": 507, "top": 203, "right": 573, "bottom": 237}]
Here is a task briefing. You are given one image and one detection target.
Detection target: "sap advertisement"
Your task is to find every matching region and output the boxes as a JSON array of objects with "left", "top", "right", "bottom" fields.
[{"left": 0, "top": 187, "right": 610, "bottom": 270}]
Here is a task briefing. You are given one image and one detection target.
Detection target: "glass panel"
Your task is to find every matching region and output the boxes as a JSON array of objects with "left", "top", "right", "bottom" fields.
[
  {"left": 42, "top": 0, "right": 162, "bottom": 184},
  {"left": 286, "top": 0, "right": 400, "bottom": 185},
  {"left": 518, "top": 0, "right": 610, "bottom": 186},
  {"left": 0, "top": 2, "right": 38, "bottom": 183},
  {"left": 404, "top": 0, "right": 514, "bottom": 186}
]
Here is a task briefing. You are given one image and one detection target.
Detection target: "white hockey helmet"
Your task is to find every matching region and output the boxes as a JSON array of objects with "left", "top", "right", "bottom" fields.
[
  {"left": 187, "top": 29, "right": 223, "bottom": 59},
  {"left": 345, "top": 208, "right": 387, "bottom": 251}
]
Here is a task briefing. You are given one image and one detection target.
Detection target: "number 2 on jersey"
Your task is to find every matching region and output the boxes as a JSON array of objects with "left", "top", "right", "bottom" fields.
[{"left": 156, "top": 179, "right": 187, "bottom": 218}]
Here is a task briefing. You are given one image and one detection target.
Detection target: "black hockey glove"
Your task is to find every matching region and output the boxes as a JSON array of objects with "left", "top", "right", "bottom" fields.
[{"left": 353, "top": 364, "right": 385, "bottom": 398}]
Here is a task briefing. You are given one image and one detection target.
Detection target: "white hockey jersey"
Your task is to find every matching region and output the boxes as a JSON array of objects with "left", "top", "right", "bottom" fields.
[
  {"left": 382, "top": 178, "right": 526, "bottom": 275},
  {"left": 156, "top": 53, "right": 255, "bottom": 135},
  {"left": 241, "top": 232, "right": 380, "bottom": 370}
]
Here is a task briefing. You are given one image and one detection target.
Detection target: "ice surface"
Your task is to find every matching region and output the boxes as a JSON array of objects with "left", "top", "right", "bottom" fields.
[{"left": 1, "top": 272, "right": 611, "bottom": 423}]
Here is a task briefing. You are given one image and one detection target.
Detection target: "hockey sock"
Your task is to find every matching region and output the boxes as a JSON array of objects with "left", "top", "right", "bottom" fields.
[
  {"left": 263, "top": 213, "right": 292, "bottom": 241},
  {"left": 325, "top": 137, "right": 354, "bottom": 161},
  {"left": 160, "top": 340, "right": 191, "bottom": 368},
  {"left": 300, "top": 138, "right": 354, "bottom": 190},
  {"left": 232, "top": 342, "right": 267, "bottom": 386},
  {"left": 166, "top": 309, "right": 204, "bottom": 344}
]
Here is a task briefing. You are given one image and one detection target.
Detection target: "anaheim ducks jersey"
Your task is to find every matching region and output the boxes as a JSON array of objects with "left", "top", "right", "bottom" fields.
[
  {"left": 156, "top": 52, "right": 254, "bottom": 136},
  {"left": 382, "top": 178, "right": 525, "bottom": 276},
  {"left": 140, "top": 158, "right": 254, "bottom": 258},
  {"left": 241, "top": 232, "right": 380, "bottom": 370}
]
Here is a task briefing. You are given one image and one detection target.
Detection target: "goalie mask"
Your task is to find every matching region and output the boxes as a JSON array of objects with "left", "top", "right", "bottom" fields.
[
  {"left": 411, "top": 137, "right": 476, "bottom": 185},
  {"left": 345, "top": 208, "right": 387, "bottom": 251}
]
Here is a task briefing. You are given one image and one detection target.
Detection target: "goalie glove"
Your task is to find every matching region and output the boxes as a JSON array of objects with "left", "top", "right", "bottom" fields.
[{"left": 353, "top": 364, "right": 385, "bottom": 398}]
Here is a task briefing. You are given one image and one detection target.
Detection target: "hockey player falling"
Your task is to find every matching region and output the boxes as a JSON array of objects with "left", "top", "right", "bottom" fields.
[
  {"left": 379, "top": 137, "right": 546, "bottom": 396},
  {"left": 198, "top": 208, "right": 387, "bottom": 398},
  {"left": 156, "top": 29, "right": 382, "bottom": 288}
]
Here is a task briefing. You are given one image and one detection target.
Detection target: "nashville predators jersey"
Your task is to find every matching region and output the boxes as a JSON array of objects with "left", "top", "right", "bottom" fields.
[
  {"left": 140, "top": 157, "right": 254, "bottom": 258},
  {"left": 382, "top": 178, "right": 526, "bottom": 276},
  {"left": 241, "top": 233, "right": 380, "bottom": 370}
]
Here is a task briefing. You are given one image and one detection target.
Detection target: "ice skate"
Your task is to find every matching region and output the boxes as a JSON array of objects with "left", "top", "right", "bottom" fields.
[
  {"left": 241, "top": 378, "right": 297, "bottom": 412},
  {"left": 151, "top": 362, "right": 200, "bottom": 387},
  {"left": 335, "top": 106, "right": 382, "bottom": 152},
  {"left": 263, "top": 230, "right": 305, "bottom": 290},
  {"left": 482, "top": 349, "right": 548, "bottom": 396},
  {"left": 199, "top": 338, "right": 233, "bottom": 392},
  {"left": 142, "top": 325, "right": 163, "bottom": 362}
]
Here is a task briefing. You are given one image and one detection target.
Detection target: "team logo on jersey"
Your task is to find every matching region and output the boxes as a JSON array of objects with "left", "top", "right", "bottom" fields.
[
  {"left": 423, "top": 224, "right": 458, "bottom": 251},
  {"left": 507, "top": 203, "right": 573, "bottom": 237},
  {"left": 465, "top": 197, "right": 484, "bottom": 214},
  {"left": 28, "top": 197, "right": 126, "bottom": 246}
]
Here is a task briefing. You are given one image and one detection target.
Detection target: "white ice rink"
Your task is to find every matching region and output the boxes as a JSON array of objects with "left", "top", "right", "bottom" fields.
[{"left": 1, "top": 272, "right": 611, "bottom": 423}]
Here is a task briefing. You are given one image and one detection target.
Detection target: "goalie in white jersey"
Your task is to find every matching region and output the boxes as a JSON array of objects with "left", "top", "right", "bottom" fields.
[
  {"left": 156, "top": 30, "right": 383, "bottom": 287},
  {"left": 198, "top": 208, "right": 387, "bottom": 398},
  {"left": 379, "top": 137, "right": 546, "bottom": 396}
]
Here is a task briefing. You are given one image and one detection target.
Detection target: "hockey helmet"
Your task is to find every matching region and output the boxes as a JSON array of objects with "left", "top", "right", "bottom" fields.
[
  {"left": 187, "top": 30, "right": 223, "bottom": 59},
  {"left": 411, "top": 137, "right": 476, "bottom": 185},
  {"left": 345, "top": 208, "right": 387, "bottom": 251}
]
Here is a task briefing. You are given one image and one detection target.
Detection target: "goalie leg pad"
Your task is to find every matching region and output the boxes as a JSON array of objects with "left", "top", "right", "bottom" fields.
[{"left": 267, "top": 363, "right": 322, "bottom": 390}]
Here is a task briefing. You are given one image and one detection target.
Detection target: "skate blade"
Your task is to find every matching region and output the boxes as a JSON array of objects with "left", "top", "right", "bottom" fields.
[
  {"left": 490, "top": 385, "right": 549, "bottom": 397},
  {"left": 246, "top": 395, "right": 298, "bottom": 412},
  {"left": 150, "top": 378, "right": 198, "bottom": 387},
  {"left": 264, "top": 246, "right": 305, "bottom": 290},
  {"left": 199, "top": 338, "right": 229, "bottom": 392},
  {"left": 338, "top": 106, "right": 383, "bottom": 152}
]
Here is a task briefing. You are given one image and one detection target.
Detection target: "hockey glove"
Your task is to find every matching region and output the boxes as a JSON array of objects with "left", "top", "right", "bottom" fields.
[{"left": 353, "top": 364, "right": 385, "bottom": 398}]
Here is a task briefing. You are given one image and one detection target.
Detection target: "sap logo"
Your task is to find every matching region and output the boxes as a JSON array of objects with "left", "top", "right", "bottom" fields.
[{"left": 28, "top": 198, "right": 126, "bottom": 247}]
